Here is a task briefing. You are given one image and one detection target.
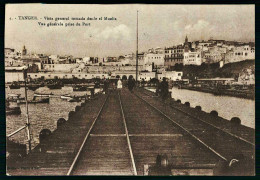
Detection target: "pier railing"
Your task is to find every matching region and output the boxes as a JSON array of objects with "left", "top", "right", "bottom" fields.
[{"left": 7, "top": 125, "right": 27, "bottom": 138}]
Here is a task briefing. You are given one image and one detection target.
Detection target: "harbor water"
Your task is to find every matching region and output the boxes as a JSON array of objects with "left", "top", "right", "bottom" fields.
[
  {"left": 6, "top": 86, "right": 101, "bottom": 149},
  {"left": 146, "top": 87, "right": 255, "bottom": 129}
]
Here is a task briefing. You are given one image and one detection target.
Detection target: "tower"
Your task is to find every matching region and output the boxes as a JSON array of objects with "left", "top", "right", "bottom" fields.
[
  {"left": 185, "top": 35, "right": 188, "bottom": 44},
  {"left": 22, "top": 45, "right": 27, "bottom": 56},
  {"left": 184, "top": 35, "right": 190, "bottom": 52}
]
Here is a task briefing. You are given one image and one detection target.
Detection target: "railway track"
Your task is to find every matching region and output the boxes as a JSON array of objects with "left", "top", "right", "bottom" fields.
[
  {"left": 66, "top": 89, "right": 224, "bottom": 175},
  {"left": 133, "top": 88, "right": 255, "bottom": 171},
  {"left": 67, "top": 91, "right": 136, "bottom": 175},
  {"left": 138, "top": 88, "right": 255, "bottom": 146}
]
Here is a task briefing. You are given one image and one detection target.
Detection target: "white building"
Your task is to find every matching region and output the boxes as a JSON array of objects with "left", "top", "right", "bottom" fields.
[
  {"left": 225, "top": 45, "right": 255, "bottom": 64},
  {"left": 183, "top": 51, "right": 202, "bottom": 66},
  {"left": 144, "top": 53, "right": 164, "bottom": 66},
  {"left": 43, "top": 64, "right": 78, "bottom": 72},
  {"left": 158, "top": 71, "right": 183, "bottom": 81},
  {"left": 27, "top": 72, "right": 109, "bottom": 80},
  {"left": 82, "top": 57, "right": 91, "bottom": 64},
  {"left": 139, "top": 72, "right": 156, "bottom": 81},
  {"left": 49, "top": 55, "right": 59, "bottom": 64}
]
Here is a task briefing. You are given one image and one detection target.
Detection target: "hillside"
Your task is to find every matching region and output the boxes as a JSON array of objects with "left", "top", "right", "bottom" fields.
[{"left": 171, "top": 60, "right": 255, "bottom": 79}]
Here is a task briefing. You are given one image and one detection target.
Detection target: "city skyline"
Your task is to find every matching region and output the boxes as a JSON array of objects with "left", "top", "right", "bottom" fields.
[{"left": 5, "top": 4, "right": 255, "bottom": 57}]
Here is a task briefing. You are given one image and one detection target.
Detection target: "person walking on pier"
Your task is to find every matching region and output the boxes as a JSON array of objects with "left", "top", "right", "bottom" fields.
[
  {"left": 159, "top": 77, "right": 169, "bottom": 111},
  {"left": 117, "top": 79, "right": 122, "bottom": 92},
  {"left": 128, "top": 76, "right": 135, "bottom": 93},
  {"left": 103, "top": 78, "right": 109, "bottom": 94}
]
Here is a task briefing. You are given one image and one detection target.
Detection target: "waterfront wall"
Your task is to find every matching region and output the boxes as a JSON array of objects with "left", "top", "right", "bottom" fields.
[
  {"left": 27, "top": 72, "right": 109, "bottom": 80},
  {"left": 5, "top": 72, "right": 25, "bottom": 83}
]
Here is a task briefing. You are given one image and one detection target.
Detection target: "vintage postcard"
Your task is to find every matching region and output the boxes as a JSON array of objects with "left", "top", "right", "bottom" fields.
[{"left": 5, "top": 4, "right": 255, "bottom": 176}]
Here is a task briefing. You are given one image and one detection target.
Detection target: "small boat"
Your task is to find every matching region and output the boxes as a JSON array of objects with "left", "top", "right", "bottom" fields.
[
  {"left": 34, "top": 93, "right": 53, "bottom": 97},
  {"left": 6, "top": 106, "right": 21, "bottom": 115},
  {"left": 61, "top": 94, "right": 71, "bottom": 100},
  {"left": 47, "top": 82, "right": 64, "bottom": 89},
  {"left": 27, "top": 84, "right": 41, "bottom": 91},
  {"left": 67, "top": 97, "right": 81, "bottom": 102},
  {"left": 6, "top": 94, "right": 25, "bottom": 102},
  {"left": 73, "top": 85, "right": 87, "bottom": 91},
  {"left": 9, "top": 82, "right": 20, "bottom": 89},
  {"left": 17, "top": 97, "right": 50, "bottom": 104}
]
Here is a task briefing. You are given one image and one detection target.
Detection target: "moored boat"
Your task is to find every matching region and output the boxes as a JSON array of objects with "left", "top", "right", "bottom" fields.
[
  {"left": 67, "top": 97, "right": 81, "bottom": 102},
  {"left": 6, "top": 106, "right": 21, "bottom": 115},
  {"left": 17, "top": 97, "right": 50, "bottom": 104},
  {"left": 27, "top": 84, "right": 41, "bottom": 91},
  {"left": 73, "top": 85, "right": 88, "bottom": 91},
  {"left": 34, "top": 93, "right": 53, "bottom": 97},
  {"left": 61, "top": 94, "right": 71, "bottom": 100},
  {"left": 9, "top": 82, "right": 20, "bottom": 89},
  {"left": 7, "top": 94, "right": 25, "bottom": 102},
  {"left": 47, "top": 82, "right": 64, "bottom": 89}
]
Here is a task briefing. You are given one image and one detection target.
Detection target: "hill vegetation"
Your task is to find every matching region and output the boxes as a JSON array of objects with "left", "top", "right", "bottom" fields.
[{"left": 170, "top": 60, "right": 255, "bottom": 80}]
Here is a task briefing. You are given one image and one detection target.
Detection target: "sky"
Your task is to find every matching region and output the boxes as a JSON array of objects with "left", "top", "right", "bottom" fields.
[{"left": 5, "top": 4, "right": 255, "bottom": 57}]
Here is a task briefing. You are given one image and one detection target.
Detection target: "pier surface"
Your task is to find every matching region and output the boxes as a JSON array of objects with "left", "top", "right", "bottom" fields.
[{"left": 7, "top": 88, "right": 255, "bottom": 176}]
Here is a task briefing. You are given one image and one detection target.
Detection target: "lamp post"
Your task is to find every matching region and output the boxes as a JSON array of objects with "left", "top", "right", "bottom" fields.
[
  {"left": 24, "top": 69, "right": 31, "bottom": 153},
  {"left": 136, "top": 10, "right": 139, "bottom": 83}
]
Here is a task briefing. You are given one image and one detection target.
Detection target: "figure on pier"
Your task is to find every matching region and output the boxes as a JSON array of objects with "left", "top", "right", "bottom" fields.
[
  {"left": 159, "top": 77, "right": 169, "bottom": 102},
  {"left": 117, "top": 79, "right": 122, "bottom": 92},
  {"left": 128, "top": 76, "right": 135, "bottom": 92}
]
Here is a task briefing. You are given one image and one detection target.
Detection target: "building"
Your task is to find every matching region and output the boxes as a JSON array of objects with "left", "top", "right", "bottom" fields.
[
  {"left": 27, "top": 72, "right": 109, "bottom": 81},
  {"left": 203, "top": 50, "right": 224, "bottom": 64},
  {"left": 49, "top": 55, "right": 59, "bottom": 64},
  {"left": 107, "top": 57, "right": 118, "bottom": 62},
  {"left": 5, "top": 48, "right": 15, "bottom": 58},
  {"left": 157, "top": 71, "right": 183, "bottom": 81},
  {"left": 144, "top": 53, "right": 164, "bottom": 66},
  {"left": 183, "top": 51, "right": 202, "bottom": 66},
  {"left": 164, "top": 45, "right": 184, "bottom": 68},
  {"left": 224, "top": 45, "right": 255, "bottom": 64},
  {"left": 43, "top": 63, "right": 78, "bottom": 72},
  {"left": 139, "top": 72, "right": 156, "bottom": 81}
]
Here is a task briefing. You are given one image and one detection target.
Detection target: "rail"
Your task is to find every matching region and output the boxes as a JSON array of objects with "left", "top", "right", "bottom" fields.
[
  {"left": 118, "top": 91, "right": 137, "bottom": 175},
  {"left": 66, "top": 94, "right": 109, "bottom": 175},
  {"left": 134, "top": 92, "right": 228, "bottom": 162},
  {"left": 140, "top": 88, "right": 255, "bottom": 147}
]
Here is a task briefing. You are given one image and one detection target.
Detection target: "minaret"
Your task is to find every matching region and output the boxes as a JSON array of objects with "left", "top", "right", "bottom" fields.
[
  {"left": 185, "top": 35, "right": 188, "bottom": 44},
  {"left": 22, "top": 45, "right": 27, "bottom": 55},
  {"left": 184, "top": 35, "right": 190, "bottom": 52}
]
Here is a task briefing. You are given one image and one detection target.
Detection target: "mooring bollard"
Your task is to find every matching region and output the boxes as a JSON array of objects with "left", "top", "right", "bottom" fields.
[
  {"left": 81, "top": 102, "right": 85, "bottom": 107},
  {"left": 68, "top": 111, "right": 75, "bottom": 121},
  {"left": 75, "top": 105, "right": 81, "bottom": 112},
  {"left": 184, "top": 102, "right": 190, "bottom": 107},
  {"left": 57, "top": 118, "right": 66, "bottom": 129},
  {"left": 230, "top": 117, "right": 241, "bottom": 125},
  {"left": 195, "top": 106, "right": 202, "bottom": 111},
  {"left": 160, "top": 154, "right": 169, "bottom": 167},
  {"left": 210, "top": 110, "right": 218, "bottom": 117},
  {"left": 39, "top": 129, "right": 51, "bottom": 153}
]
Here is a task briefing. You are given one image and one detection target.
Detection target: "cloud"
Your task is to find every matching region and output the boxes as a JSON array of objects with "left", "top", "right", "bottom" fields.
[
  {"left": 184, "top": 19, "right": 215, "bottom": 40},
  {"left": 184, "top": 20, "right": 210, "bottom": 31},
  {"left": 84, "top": 24, "right": 131, "bottom": 42}
]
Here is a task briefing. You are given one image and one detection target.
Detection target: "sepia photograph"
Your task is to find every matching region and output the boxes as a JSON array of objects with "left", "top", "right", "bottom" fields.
[{"left": 5, "top": 4, "right": 255, "bottom": 176}]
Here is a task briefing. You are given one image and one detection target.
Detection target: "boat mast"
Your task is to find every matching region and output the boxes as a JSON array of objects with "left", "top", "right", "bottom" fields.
[
  {"left": 24, "top": 69, "right": 31, "bottom": 153},
  {"left": 136, "top": 10, "right": 139, "bottom": 83}
]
